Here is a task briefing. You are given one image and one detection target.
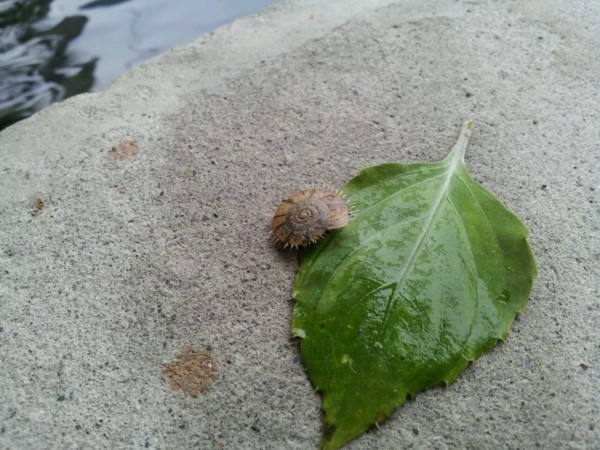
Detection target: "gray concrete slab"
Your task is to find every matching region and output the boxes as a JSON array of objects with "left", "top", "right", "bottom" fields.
[{"left": 0, "top": 0, "right": 598, "bottom": 448}]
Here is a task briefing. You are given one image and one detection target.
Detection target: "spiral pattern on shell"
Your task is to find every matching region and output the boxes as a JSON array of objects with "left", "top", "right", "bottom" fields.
[{"left": 271, "top": 189, "right": 350, "bottom": 248}]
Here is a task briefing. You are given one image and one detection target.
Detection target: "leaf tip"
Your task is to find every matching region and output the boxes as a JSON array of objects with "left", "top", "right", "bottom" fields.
[{"left": 447, "top": 120, "right": 475, "bottom": 163}]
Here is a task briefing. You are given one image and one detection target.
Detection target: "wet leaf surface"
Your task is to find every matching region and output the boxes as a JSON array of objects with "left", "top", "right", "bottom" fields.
[{"left": 292, "top": 122, "right": 537, "bottom": 449}]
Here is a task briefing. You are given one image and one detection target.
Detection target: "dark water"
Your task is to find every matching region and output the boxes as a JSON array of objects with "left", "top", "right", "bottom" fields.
[{"left": 0, "top": 0, "right": 279, "bottom": 129}]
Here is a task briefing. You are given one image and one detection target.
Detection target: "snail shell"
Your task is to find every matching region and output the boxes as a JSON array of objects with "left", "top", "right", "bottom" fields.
[{"left": 271, "top": 189, "right": 350, "bottom": 248}]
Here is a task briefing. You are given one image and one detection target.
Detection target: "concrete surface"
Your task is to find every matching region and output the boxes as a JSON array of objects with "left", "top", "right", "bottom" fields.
[{"left": 0, "top": 0, "right": 598, "bottom": 448}]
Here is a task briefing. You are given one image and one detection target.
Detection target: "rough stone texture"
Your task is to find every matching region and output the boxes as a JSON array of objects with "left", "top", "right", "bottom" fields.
[{"left": 0, "top": 0, "right": 598, "bottom": 449}]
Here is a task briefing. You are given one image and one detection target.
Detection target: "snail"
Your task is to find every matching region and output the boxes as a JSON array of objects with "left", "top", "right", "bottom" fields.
[{"left": 271, "top": 189, "right": 350, "bottom": 248}]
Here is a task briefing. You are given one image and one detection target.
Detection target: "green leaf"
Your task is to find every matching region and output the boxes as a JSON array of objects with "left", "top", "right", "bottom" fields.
[{"left": 292, "top": 122, "right": 537, "bottom": 450}]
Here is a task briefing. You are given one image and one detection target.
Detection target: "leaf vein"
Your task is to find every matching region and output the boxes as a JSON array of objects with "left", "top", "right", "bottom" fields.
[
  {"left": 345, "top": 281, "right": 395, "bottom": 317},
  {"left": 351, "top": 169, "right": 448, "bottom": 220},
  {"left": 456, "top": 173, "right": 502, "bottom": 252},
  {"left": 374, "top": 148, "right": 464, "bottom": 338},
  {"left": 446, "top": 195, "right": 480, "bottom": 356},
  {"left": 317, "top": 214, "right": 428, "bottom": 302}
]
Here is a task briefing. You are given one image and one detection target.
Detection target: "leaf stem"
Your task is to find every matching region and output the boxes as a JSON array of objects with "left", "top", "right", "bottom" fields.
[{"left": 450, "top": 120, "right": 474, "bottom": 164}]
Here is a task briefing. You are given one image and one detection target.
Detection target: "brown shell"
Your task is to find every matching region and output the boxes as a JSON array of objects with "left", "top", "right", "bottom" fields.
[{"left": 271, "top": 189, "right": 350, "bottom": 248}]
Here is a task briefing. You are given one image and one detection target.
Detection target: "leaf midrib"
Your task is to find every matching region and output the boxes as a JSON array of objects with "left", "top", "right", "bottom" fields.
[{"left": 377, "top": 131, "right": 470, "bottom": 336}]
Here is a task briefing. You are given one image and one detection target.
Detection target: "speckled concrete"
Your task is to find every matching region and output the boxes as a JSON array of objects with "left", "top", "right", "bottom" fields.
[{"left": 0, "top": 0, "right": 598, "bottom": 448}]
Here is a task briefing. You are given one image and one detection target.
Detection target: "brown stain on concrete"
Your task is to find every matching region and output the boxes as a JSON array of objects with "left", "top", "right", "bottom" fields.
[
  {"left": 30, "top": 198, "right": 45, "bottom": 216},
  {"left": 162, "top": 347, "right": 218, "bottom": 397},
  {"left": 108, "top": 140, "right": 139, "bottom": 160}
]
